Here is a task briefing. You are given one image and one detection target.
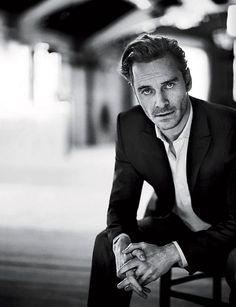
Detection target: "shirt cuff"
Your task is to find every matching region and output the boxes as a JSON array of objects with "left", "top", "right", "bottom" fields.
[{"left": 172, "top": 241, "right": 188, "bottom": 267}]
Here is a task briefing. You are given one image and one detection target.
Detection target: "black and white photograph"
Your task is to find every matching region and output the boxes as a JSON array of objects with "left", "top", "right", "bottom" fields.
[{"left": 0, "top": 1, "right": 235, "bottom": 306}]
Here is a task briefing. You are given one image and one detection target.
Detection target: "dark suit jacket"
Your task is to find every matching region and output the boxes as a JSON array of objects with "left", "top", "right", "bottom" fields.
[{"left": 107, "top": 96, "right": 236, "bottom": 271}]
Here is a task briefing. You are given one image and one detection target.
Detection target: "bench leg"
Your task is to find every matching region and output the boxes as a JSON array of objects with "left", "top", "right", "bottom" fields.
[
  {"left": 159, "top": 270, "right": 172, "bottom": 307},
  {"left": 213, "top": 275, "right": 222, "bottom": 306}
]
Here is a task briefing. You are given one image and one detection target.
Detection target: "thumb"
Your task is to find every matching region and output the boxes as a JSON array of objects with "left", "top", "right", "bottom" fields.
[
  {"left": 122, "top": 242, "right": 143, "bottom": 254},
  {"left": 122, "top": 242, "right": 145, "bottom": 254}
]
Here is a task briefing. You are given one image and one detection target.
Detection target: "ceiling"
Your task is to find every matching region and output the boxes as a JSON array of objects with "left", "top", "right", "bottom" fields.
[
  {"left": 0, "top": 0, "right": 136, "bottom": 43},
  {"left": 0, "top": 0, "right": 44, "bottom": 14},
  {"left": 42, "top": 0, "right": 135, "bottom": 43},
  {"left": 0, "top": 0, "right": 233, "bottom": 51}
]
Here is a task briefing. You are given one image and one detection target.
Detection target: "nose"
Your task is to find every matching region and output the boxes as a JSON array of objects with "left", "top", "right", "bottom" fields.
[{"left": 154, "top": 90, "right": 168, "bottom": 108}]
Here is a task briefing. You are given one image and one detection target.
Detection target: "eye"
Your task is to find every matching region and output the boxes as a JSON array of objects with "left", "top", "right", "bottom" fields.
[
  {"left": 165, "top": 82, "right": 174, "bottom": 89},
  {"left": 140, "top": 88, "right": 154, "bottom": 95}
]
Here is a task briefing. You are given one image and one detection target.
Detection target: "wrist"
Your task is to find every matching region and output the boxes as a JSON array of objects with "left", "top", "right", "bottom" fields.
[
  {"left": 165, "top": 243, "right": 181, "bottom": 265},
  {"left": 113, "top": 233, "right": 130, "bottom": 245},
  {"left": 113, "top": 234, "right": 131, "bottom": 254}
]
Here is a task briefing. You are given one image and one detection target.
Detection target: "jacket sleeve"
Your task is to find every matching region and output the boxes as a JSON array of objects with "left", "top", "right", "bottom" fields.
[
  {"left": 177, "top": 128, "right": 236, "bottom": 272},
  {"left": 106, "top": 113, "right": 144, "bottom": 244}
]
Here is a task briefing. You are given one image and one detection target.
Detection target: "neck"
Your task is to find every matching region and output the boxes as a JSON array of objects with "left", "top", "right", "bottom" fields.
[{"left": 162, "top": 97, "right": 191, "bottom": 142}]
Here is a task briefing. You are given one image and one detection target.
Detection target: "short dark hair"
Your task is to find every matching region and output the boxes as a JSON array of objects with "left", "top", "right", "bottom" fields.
[{"left": 120, "top": 33, "right": 188, "bottom": 84}]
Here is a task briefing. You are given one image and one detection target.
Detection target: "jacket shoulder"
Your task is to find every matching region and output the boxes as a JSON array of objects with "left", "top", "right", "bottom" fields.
[
  {"left": 117, "top": 105, "right": 149, "bottom": 129},
  {"left": 119, "top": 105, "right": 145, "bottom": 120},
  {"left": 192, "top": 97, "right": 236, "bottom": 131}
]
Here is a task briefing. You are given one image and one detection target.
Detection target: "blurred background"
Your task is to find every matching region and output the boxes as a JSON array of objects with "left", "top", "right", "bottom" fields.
[{"left": 0, "top": 0, "right": 235, "bottom": 306}]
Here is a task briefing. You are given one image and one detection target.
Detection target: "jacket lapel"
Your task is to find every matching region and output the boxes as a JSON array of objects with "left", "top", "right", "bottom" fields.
[
  {"left": 140, "top": 120, "right": 175, "bottom": 215},
  {"left": 187, "top": 99, "right": 212, "bottom": 193}
]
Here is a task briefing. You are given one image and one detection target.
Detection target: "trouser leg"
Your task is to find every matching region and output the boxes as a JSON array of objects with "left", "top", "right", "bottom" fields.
[
  {"left": 225, "top": 248, "right": 236, "bottom": 307},
  {"left": 87, "top": 230, "right": 132, "bottom": 307}
]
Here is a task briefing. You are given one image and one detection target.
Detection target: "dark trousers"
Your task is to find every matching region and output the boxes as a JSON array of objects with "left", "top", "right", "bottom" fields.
[
  {"left": 226, "top": 248, "right": 236, "bottom": 306},
  {"left": 87, "top": 214, "right": 236, "bottom": 307}
]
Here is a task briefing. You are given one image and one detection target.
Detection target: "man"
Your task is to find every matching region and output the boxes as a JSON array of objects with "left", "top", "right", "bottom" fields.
[{"left": 87, "top": 34, "right": 236, "bottom": 307}]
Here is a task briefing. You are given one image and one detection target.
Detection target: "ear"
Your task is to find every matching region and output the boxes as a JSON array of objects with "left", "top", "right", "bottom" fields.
[{"left": 184, "top": 68, "right": 192, "bottom": 92}]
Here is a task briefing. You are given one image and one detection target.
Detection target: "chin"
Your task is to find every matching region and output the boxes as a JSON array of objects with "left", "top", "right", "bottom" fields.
[
  {"left": 158, "top": 122, "right": 178, "bottom": 132},
  {"left": 154, "top": 119, "right": 175, "bottom": 128}
]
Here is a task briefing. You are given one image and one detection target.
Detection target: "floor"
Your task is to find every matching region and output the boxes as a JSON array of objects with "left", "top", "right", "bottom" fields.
[{"left": 0, "top": 145, "right": 230, "bottom": 306}]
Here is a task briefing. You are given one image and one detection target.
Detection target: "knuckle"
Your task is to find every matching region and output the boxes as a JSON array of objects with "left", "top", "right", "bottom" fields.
[
  {"left": 126, "top": 270, "right": 134, "bottom": 277},
  {"left": 136, "top": 249, "right": 141, "bottom": 256},
  {"left": 135, "top": 269, "right": 141, "bottom": 277},
  {"left": 139, "top": 251, "right": 145, "bottom": 257},
  {"left": 132, "top": 250, "right": 137, "bottom": 256},
  {"left": 141, "top": 242, "right": 146, "bottom": 248}
]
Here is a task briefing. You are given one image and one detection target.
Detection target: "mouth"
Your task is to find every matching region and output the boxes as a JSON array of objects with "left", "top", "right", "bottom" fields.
[{"left": 153, "top": 110, "right": 175, "bottom": 117}]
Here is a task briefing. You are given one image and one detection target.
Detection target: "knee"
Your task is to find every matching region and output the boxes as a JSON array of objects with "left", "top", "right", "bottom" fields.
[
  {"left": 226, "top": 248, "right": 236, "bottom": 289},
  {"left": 93, "top": 229, "right": 114, "bottom": 261},
  {"left": 92, "top": 230, "right": 115, "bottom": 267},
  {"left": 94, "top": 229, "right": 111, "bottom": 249}
]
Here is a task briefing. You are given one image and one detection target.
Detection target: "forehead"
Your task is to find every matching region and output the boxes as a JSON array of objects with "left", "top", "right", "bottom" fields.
[{"left": 132, "top": 55, "right": 182, "bottom": 86}]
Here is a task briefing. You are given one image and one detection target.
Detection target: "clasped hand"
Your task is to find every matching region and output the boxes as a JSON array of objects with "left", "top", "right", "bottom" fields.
[{"left": 116, "top": 242, "right": 179, "bottom": 299}]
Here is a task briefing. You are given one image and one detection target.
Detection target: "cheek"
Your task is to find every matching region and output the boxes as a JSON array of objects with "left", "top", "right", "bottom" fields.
[
  {"left": 169, "top": 91, "right": 187, "bottom": 109},
  {"left": 139, "top": 99, "right": 153, "bottom": 112},
  {"left": 139, "top": 101, "right": 154, "bottom": 119},
  {"left": 144, "top": 104, "right": 154, "bottom": 115}
]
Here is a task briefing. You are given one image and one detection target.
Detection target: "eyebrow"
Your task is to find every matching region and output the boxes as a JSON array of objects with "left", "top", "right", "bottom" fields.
[
  {"left": 137, "top": 85, "right": 152, "bottom": 92},
  {"left": 161, "top": 77, "right": 178, "bottom": 85}
]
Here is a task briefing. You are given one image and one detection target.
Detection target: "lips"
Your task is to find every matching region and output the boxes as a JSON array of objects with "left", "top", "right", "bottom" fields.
[{"left": 154, "top": 110, "right": 174, "bottom": 117}]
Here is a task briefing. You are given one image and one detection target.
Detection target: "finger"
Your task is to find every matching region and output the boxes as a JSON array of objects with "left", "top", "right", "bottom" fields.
[
  {"left": 133, "top": 265, "right": 146, "bottom": 280},
  {"left": 138, "top": 276, "right": 155, "bottom": 287},
  {"left": 117, "top": 278, "right": 132, "bottom": 291},
  {"left": 119, "top": 258, "right": 139, "bottom": 276},
  {"left": 122, "top": 242, "right": 145, "bottom": 254},
  {"left": 117, "top": 258, "right": 134, "bottom": 278},
  {"left": 126, "top": 269, "right": 135, "bottom": 277},
  {"left": 143, "top": 286, "right": 151, "bottom": 293},
  {"left": 131, "top": 249, "right": 146, "bottom": 261},
  {"left": 135, "top": 272, "right": 152, "bottom": 287},
  {"left": 117, "top": 275, "right": 139, "bottom": 292},
  {"left": 124, "top": 284, "right": 131, "bottom": 292},
  {"left": 125, "top": 271, "right": 148, "bottom": 297},
  {"left": 116, "top": 253, "right": 133, "bottom": 278},
  {"left": 123, "top": 252, "right": 133, "bottom": 262},
  {"left": 139, "top": 272, "right": 155, "bottom": 286},
  {"left": 131, "top": 269, "right": 151, "bottom": 292},
  {"left": 117, "top": 274, "right": 148, "bottom": 299},
  {"left": 126, "top": 275, "right": 148, "bottom": 299},
  {"left": 141, "top": 277, "right": 153, "bottom": 286}
]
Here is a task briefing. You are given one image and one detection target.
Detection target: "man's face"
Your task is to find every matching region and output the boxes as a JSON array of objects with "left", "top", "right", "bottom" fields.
[{"left": 132, "top": 55, "right": 191, "bottom": 135}]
